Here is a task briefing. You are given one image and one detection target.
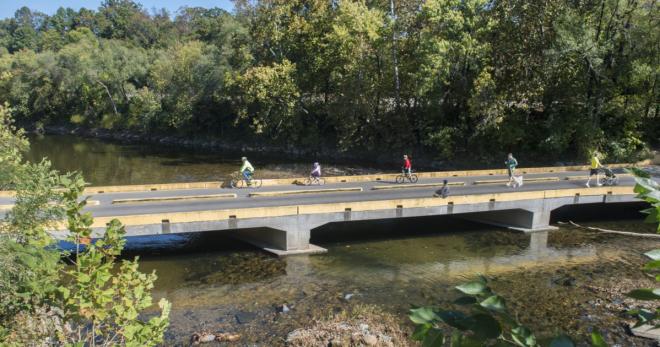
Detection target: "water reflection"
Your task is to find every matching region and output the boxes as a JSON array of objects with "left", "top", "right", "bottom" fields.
[
  {"left": 136, "top": 228, "right": 606, "bottom": 306},
  {"left": 25, "top": 134, "right": 380, "bottom": 185}
]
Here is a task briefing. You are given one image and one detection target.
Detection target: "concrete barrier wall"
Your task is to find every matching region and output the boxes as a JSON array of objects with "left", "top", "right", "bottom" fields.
[
  {"left": 60, "top": 186, "right": 633, "bottom": 230},
  {"left": 83, "top": 181, "right": 221, "bottom": 194}
]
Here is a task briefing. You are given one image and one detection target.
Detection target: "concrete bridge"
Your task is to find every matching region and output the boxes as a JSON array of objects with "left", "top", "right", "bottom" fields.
[{"left": 2, "top": 165, "right": 644, "bottom": 256}]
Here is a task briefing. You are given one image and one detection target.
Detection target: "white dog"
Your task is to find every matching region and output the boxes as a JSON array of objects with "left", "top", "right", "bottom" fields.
[{"left": 511, "top": 175, "right": 524, "bottom": 188}]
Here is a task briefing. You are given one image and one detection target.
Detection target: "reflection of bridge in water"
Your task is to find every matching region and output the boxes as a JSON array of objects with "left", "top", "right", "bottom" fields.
[{"left": 284, "top": 231, "right": 603, "bottom": 283}]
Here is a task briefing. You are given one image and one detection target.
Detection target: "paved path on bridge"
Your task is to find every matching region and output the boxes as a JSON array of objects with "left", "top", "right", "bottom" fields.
[{"left": 0, "top": 168, "right": 635, "bottom": 218}]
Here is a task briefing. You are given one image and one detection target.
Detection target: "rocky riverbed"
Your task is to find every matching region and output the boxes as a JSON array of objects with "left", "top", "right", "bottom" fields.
[{"left": 130, "top": 219, "right": 660, "bottom": 346}]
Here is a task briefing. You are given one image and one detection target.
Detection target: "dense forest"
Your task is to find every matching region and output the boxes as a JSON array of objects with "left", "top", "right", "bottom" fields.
[{"left": 0, "top": 0, "right": 657, "bottom": 162}]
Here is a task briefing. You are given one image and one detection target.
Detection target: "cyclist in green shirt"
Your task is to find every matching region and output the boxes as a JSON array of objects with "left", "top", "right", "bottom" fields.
[{"left": 240, "top": 157, "right": 255, "bottom": 184}]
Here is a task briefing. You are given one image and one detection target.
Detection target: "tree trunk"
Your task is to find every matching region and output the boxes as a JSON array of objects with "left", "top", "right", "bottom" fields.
[
  {"left": 96, "top": 79, "right": 118, "bottom": 116},
  {"left": 390, "top": 0, "right": 401, "bottom": 109}
]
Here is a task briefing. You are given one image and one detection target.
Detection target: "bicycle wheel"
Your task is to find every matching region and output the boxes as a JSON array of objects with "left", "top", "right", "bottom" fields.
[
  {"left": 304, "top": 178, "right": 312, "bottom": 186},
  {"left": 395, "top": 175, "right": 404, "bottom": 184},
  {"left": 410, "top": 174, "right": 418, "bottom": 183},
  {"left": 253, "top": 179, "right": 263, "bottom": 188},
  {"left": 230, "top": 179, "right": 239, "bottom": 188},
  {"left": 318, "top": 178, "right": 325, "bottom": 185}
]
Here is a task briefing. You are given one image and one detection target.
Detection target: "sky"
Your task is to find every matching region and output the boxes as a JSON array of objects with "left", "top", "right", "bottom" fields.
[{"left": 0, "top": 1, "right": 234, "bottom": 19}]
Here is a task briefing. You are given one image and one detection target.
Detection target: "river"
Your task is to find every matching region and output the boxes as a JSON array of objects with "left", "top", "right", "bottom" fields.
[
  {"left": 26, "top": 134, "right": 382, "bottom": 186},
  {"left": 28, "top": 135, "right": 658, "bottom": 346}
]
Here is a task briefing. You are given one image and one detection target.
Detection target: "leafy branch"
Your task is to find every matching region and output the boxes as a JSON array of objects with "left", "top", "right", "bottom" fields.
[
  {"left": 624, "top": 168, "right": 660, "bottom": 327},
  {"left": 409, "top": 275, "right": 607, "bottom": 346}
]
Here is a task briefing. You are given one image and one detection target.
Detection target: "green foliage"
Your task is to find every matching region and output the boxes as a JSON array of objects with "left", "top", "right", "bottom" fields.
[
  {"left": 0, "top": 106, "right": 170, "bottom": 345},
  {"left": 0, "top": 102, "right": 27, "bottom": 180},
  {"left": 627, "top": 168, "right": 660, "bottom": 232},
  {"left": 622, "top": 168, "right": 660, "bottom": 328},
  {"left": 0, "top": 239, "right": 61, "bottom": 327},
  {"left": 150, "top": 40, "right": 222, "bottom": 130},
  {"left": 227, "top": 59, "right": 301, "bottom": 139},
  {"left": 0, "top": 103, "right": 64, "bottom": 245},
  {"left": 127, "top": 87, "right": 161, "bottom": 131},
  {"left": 0, "top": 0, "right": 655, "bottom": 159},
  {"left": 409, "top": 275, "right": 608, "bottom": 346},
  {"left": 59, "top": 184, "right": 171, "bottom": 345}
]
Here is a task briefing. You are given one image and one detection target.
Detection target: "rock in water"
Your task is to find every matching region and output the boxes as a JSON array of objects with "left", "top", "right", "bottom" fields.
[
  {"left": 190, "top": 332, "right": 216, "bottom": 345},
  {"left": 277, "top": 304, "right": 290, "bottom": 313},
  {"left": 363, "top": 334, "right": 378, "bottom": 346},
  {"left": 216, "top": 333, "right": 241, "bottom": 342},
  {"left": 235, "top": 311, "right": 256, "bottom": 324}
]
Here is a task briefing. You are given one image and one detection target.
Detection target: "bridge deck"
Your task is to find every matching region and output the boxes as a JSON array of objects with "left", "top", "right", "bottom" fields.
[
  {"left": 0, "top": 169, "right": 639, "bottom": 217},
  {"left": 51, "top": 170, "right": 637, "bottom": 219},
  {"left": 0, "top": 165, "right": 644, "bottom": 255}
]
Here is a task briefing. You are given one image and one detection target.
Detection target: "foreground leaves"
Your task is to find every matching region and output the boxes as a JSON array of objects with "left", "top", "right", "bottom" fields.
[
  {"left": 409, "top": 275, "right": 612, "bottom": 346},
  {"left": 0, "top": 106, "right": 170, "bottom": 345}
]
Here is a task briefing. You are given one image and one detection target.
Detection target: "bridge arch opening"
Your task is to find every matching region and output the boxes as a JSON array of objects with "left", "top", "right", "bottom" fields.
[
  {"left": 311, "top": 215, "right": 511, "bottom": 245},
  {"left": 550, "top": 201, "right": 649, "bottom": 224}
]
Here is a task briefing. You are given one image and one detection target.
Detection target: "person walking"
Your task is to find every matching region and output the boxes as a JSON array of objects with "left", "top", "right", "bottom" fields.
[
  {"left": 434, "top": 180, "right": 450, "bottom": 198},
  {"left": 585, "top": 152, "right": 603, "bottom": 188},
  {"left": 505, "top": 153, "right": 518, "bottom": 187}
]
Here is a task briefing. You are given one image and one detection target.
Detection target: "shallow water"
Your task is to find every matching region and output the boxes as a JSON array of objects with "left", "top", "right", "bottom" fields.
[{"left": 125, "top": 218, "right": 658, "bottom": 346}]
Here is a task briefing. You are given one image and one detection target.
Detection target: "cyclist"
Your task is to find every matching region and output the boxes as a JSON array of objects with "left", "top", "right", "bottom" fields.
[
  {"left": 585, "top": 152, "right": 603, "bottom": 188},
  {"left": 403, "top": 154, "right": 412, "bottom": 178},
  {"left": 240, "top": 157, "right": 255, "bottom": 185},
  {"left": 311, "top": 162, "right": 321, "bottom": 179},
  {"left": 505, "top": 153, "right": 518, "bottom": 187}
]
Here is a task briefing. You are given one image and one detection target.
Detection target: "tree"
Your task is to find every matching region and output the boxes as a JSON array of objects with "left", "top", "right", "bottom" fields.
[
  {"left": 227, "top": 59, "right": 301, "bottom": 140},
  {"left": 149, "top": 40, "right": 221, "bottom": 130},
  {"left": 0, "top": 0, "right": 656, "bottom": 163},
  {"left": 97, "top": 0, "right": 156, "bottom": 46},
  {"left": 0, "top": 104, "right": 170, "bottom": 345}
]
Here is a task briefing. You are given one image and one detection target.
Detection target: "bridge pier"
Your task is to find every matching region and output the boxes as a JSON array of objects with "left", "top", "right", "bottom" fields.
[
  {"left": 233, "top": 215, "right": 327, "bottom": 256},
  {"left": 462, "top": 207, "right": 556, "bottom": 232}
]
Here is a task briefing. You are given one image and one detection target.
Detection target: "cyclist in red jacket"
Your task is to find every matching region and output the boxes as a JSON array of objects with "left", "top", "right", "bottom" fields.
[{"left": 403, "top": 154, "right": 412, "bottom": 177}]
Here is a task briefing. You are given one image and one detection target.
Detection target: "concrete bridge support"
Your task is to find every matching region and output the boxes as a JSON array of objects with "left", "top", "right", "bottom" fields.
[
  {"left": 232, "top": 215, "right": 329, "bottom": 256},
  {"left": 461, "top": 198, "right": 556, "bottom": 232},
  {"left": 462, "top": 208, "right": 555, "bottom": 232}
]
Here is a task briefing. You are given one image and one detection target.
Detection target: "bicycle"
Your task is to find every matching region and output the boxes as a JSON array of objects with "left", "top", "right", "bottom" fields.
[
  {"left": 303, "top": 176, "right": 325, "bottom": 186},
  {"left": 396, "top": 169, "right": 418, "bottom": 183},
  {"left": 229, "top": 171, "right": 263, "bottom": 188},
  {"left": 597, "top": 167, "right": 619, "bottom": 186}
]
